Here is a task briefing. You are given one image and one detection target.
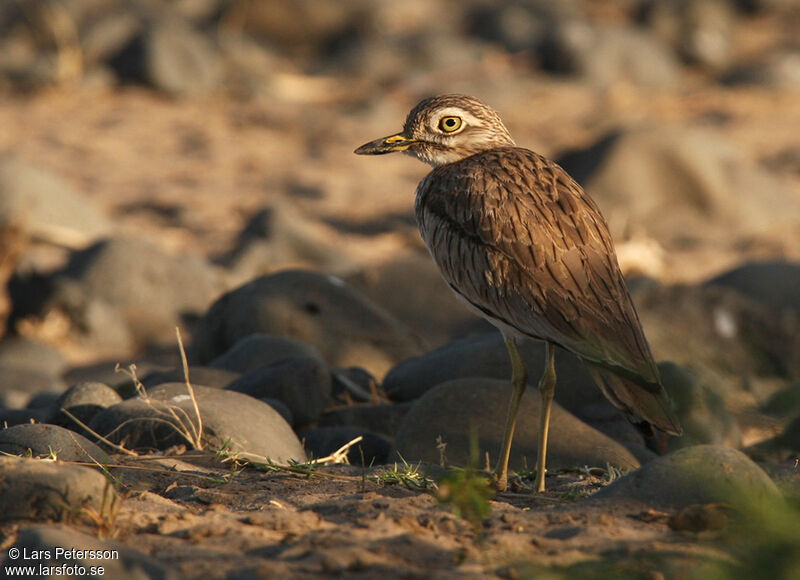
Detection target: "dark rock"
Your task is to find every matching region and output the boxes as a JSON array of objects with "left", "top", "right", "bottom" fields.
[
  {"left": 300, "top": 426, "right": 391, "bottom": 465},
  {"left": 318, "top": 403, "right": 412, "bottom": 439},
  {"left": 0, "top": 155, "right": 111, "bottom": 246},
  {"left": 707, "top": 260, "right": 800, "bottom": 316},
  {"left": 8, "top": 524, "right": 177, "bottom": 579},
  {"left": 48, "top": 381, "right": 123, "bottom": 431},
  {"left": 209, "top": 333, "right": 323, "bottom": 374},
  {"left": 659, "top": 362, "right": 741, "bottom": 449},
  {"left": 0, "top": 456, "right": 115, "bottom": 523},
  {"left": 0, "top": 336, "right": 67, "bottom": 376},
  {"left": 189, "top": 270, "right": 423, "bottom": 378},
  {"left": 631, "top": 283, "right": 800, "bottom": 382},
  {"left": 345, "top": 252, "right": 493, "bottom": 348},
  {"left": 723, "top": 51, "right": 800, "bottom": 89},
  {"left": 52, "top": 236, "right": 223, "bottom": 346},
  {"left": 0, "top": 364, "right": 65, "bottom": 409},
  {"left": 89, "top": 383, "right": 305, "bottom": 462},
  {"left": 0, "top": 408, "right": 49, "bottom": 427},
  {"left": 558, "top": 126, "right": 800, "bottom": 246},
  {"left": 263, "top": 397, "right": 293, "bottom": 425},
  {"left": 592, "top": 445, "right": 782, "bottom": 509},
  {"left": 394, "top": 378, "right": 640, "bottom": 473},
  {"left": 330, "top": 366, "right": 381, "bottom": 403},
  {"left": 142, "top": 366, "right": 240, "bottom": 390},
  {"left": 25, "top": 391, "right": 60, "bottom": 409},
  {"left": 0, "top": 423, "right": 110, "bottom": 465},
  {"left": 226, "top": 356, "right": 331, "bottom": 426}
]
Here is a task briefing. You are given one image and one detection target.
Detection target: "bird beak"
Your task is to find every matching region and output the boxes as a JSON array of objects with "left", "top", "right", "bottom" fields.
[{"left": 354, "top": 132, "right": 417, "bottom": 155}]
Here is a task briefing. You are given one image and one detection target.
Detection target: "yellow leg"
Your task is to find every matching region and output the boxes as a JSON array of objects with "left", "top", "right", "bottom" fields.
[
  {"left": 493, "top": 336, "right": 528, "bottom": 492},
  {"left": 535, "top": 342, "right": 556, "bottom": 492}
]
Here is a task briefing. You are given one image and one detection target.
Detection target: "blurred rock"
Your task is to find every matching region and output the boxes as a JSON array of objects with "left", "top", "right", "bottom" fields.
[
  {"left": 48, "top": 236, "right": 223, "bottom": 347},
  {"left": 707, "top": 260, "right": 800, "bottom": 317},
  {"left": 659, "top": 362, "right": 741, "bottom": 449},
  {"left": 558, "top": 125, "right": 800, "bottom": 246},
  {"left": 0, "top": 408, "right": 49, "bottom": 427},
  {"left": 0, "top": 456, "right": 116, "bottom": 524},
  {"left": 345, "top": 251, "right": 493, "bottom": 348},
  {"left": 330, "top": 366, "right": 380, "bottom": 403},
  {"left": 226, "top": 356, "right": 332, "bottom": 426},
  {"left": 641, "top": 0, "right": 737, "bottom": 71},
  {"left": 89, "top": 382, "right": 305, "bottom": 462},
  {"left": 0, "top": 423, "right": 110, "bottom": 465},
  {"left": 723, "top": 51, "right": 800, "bottom": 89},
  {"left": 0, "top": 156, "right": 111, "bottom": 247},
  {"left": 48, "top": 381, "right": 124, "bottom": 431},
  {"left": 209, "top": 333, "right": 323, "bottom": 374},
  {"left": 222, "top": 203, "right": 360, "bottom": 279},
  {"left": 0, "top": 335, "right": 67, "bottom": 377},
  {"left": 632, "top": 283, "right": 800, "bottom": 386},
  {"left": 300, "top": 426, "right": 391, "bottom": 465},
  {"left": 394, "top": 378, "right": 641, "bottom": 473},
  {"left": 0, "top": 223, "right": 26, "bottom": 338},
  {"left": 189, "top": 270, "right": 423, "bottom": 378},
  {"left": 0, "top": 364, "right": 65, "bottom": 409},
  {"left": 592, "top": 444, "right": 782, "bottom": 509},
  {"left": 9, "top": 525, "right": 177, "bottom": 580},
  {"left": 539, "top": 22, "right": 680, "bottom": 88}
]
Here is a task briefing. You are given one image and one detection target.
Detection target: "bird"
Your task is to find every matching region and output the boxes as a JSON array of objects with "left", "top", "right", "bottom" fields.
[{"left": 355, "top": 94, "right": 681, "bottom": 492}]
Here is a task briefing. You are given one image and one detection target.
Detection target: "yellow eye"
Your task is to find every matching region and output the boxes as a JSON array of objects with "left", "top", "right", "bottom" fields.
[{"left": 438, "top": 116, "right": 463, "bottom": 133}]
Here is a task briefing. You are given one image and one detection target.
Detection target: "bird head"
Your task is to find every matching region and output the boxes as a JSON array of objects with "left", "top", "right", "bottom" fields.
[{"left": 355, "top": 94, "right": 515, "bottom": 167}]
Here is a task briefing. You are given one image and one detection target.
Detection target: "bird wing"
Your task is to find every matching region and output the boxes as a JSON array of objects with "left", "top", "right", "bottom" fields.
[{"left": 415, "top": 147, "right": 660, "bottom": 386}]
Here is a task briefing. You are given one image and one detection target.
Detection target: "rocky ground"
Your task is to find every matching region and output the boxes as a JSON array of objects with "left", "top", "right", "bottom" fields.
[{"left": 0, "top": 0, "right": 799, "bottom": 578}]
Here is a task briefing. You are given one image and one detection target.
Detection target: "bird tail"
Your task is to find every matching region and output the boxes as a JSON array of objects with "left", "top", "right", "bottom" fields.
[{"left": 585, "top": 363, "right": 682, "bottom": 436}]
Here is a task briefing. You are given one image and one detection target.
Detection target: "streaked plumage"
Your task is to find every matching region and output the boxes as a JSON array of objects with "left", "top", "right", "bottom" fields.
[{"left": 356, "top": 94, "right": 681, "bottom": 492}]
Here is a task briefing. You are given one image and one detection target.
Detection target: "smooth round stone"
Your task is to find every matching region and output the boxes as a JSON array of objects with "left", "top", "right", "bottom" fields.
[
  {"left": 0, "top": 364, "right": 65, "bottom": 409},
  {"left": 48, "top": 381, "right": 123, "bottom": 431},
  {"left": 210, "top": 334, "right": 323, "bottom": 374},
  {"left": 0, "top": 336, "right": 67, "bottom": 376},
  {"left": 226, "top": 356, "right": 331, "bottom": 426},
  {"left": 592, "top": 445, "right": 783, "bottom": 509},
  {"left": 188, "top": 270, "right": 423, "bottom": 379},
  {"left": 0, "top": 456, "right": 116, "bottom": 523},
  {"left": 89, "top": 383, "right": 305, "bottom": 463},
  {"left": 394, "top": 378, "right": 640, "bottom": 473},
  {"left": 300, "top": 427, "right": 392, "bottom": 466},
  {"left": 141, "top": 366, "right": 241, "bottom": 389},
  {"left": 707, "top": 260, "right": 800, "bottom": 315},
  {"left": 8, "top": 524, "right": 177, "bottom": 579},
  {"left": 0, "top": 423, "right": 110, "bottom": 465},
  {"left": 318, "top": 403, "right": 412, "bottom": 438}
]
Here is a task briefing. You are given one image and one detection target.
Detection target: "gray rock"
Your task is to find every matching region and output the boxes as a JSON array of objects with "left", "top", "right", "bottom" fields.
[
  {"left": 141, "top": 366, "right": 240, "bottom": 390},
  {"left": 48, "top": 381, "right": 124, "bottom": 431},
  {"left": 592, "top": 445, "right": 782, "bottom": 509},
  {"left": 0, "top": 336, "right": 67, "bottom": 376},
  {"left": 0, "top": 456, "right": 115, "bottom": 523},
  {"left": 0, "top": 364, "right": 65, "bottom": 409},
  {"left": 707, "top": 260, "right": 800, "bottom": 316},
  {"left": 319, "top": 403, "right": 412, "bottom": 439},
  {"left": 642, "top": 0, "right": 737, "bottom": 70},
  {"left": 330, "top": 366, "right": 380, "bottom": 403},
  {"left": 0, "top": 155, "right": 111, "bottom": 246},
  {"left": 189, "top": 270, "right": 423, "bottom": 378},
  {"left": 0, "top": 408, "right": 49, "bottom": 427},
  {"left": 394, "top": 378, "right": 640, "bottom": 473},
  {"left": 383, "top": 333, "right": 610, "bottom": 415},
  {"left": 144, "top": 19, "right": 222, "bottom": 96},
  {"left": 89, "top": 383, "right": 305, "bottom": 463},
  {"left": 558, "top": 126, "right": 800, "bottom": 246},
  {"left": 0, "top": 423, "right": 110, "bottom": 465},
  {"left": 226, "top": 356, "right": 331, "bottom": 426},
  {"left": 300, "top": 426, "right": 391, "bottom": 465},
  {"left": 345, "top": 252, "right": 493, "bottom": 348},
  {"left": 210, "top": 333, "right": 323, "bottom": 374},
  {"left": 8, "top": 524, "right": 177, "bottom": 579},
  {"left": 539, "top": 22, "right": 680, "bottom": 88},
  {"left": 52, "top": 236, "right": 223, "bottom": 345}
]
